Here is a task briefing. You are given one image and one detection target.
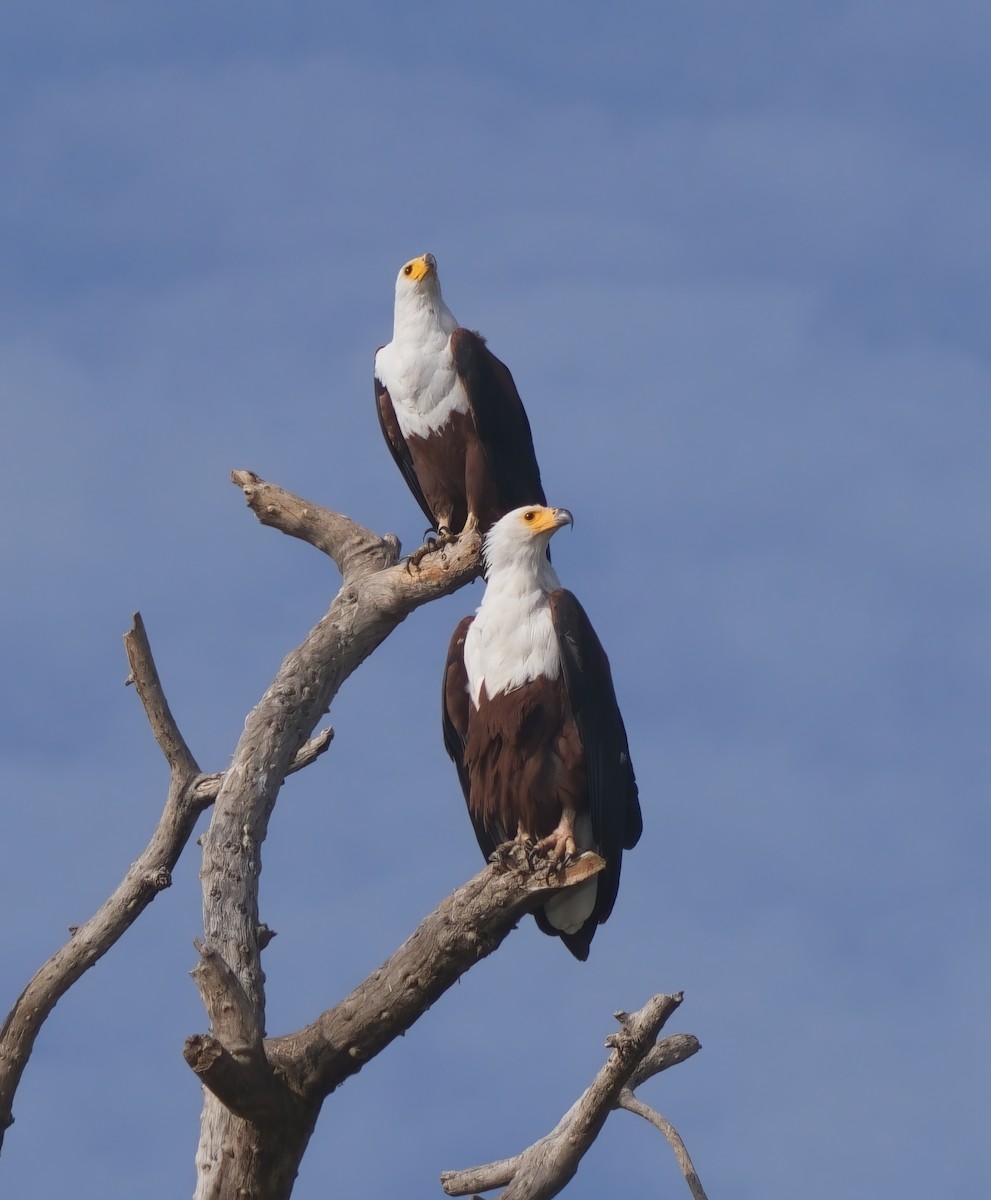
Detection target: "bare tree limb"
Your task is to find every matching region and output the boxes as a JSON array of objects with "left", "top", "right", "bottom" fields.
[
  {"left": 231, "top": 468, "right": 484, "bottom": 594},
  {"left": 191, "top": 727, "right": 334, "bottom": 803},
  {"left": 440, "top": 993, "right": 686, "bottom": 1200},
  {"left": 190, "top": 940, "right": 267, "bottom": 1055},
  {"left": 0, "top": 611, "right": 337, "bottom": 1151},
  {"left": 625, "top": 1032, "right": 702, "bottom": 1091},
  {"left": 198, "top": 474, "right": 486, "bottom": 1026},
  {"left": 0, "top": 615, "right": 206, "bottom": 1146},
  {"left": 617, "top": 1092, "right": 709, "bottom": 1200},
  {"left": 267, "top": 849, "right": 606, "bottom": 1097},
  {"left": 123, "top": 611, "right": 199, "bottom": 775},
  {"left": 192, "top": 474, "right": 487, "bottom": 1197},
  {"left": 183, "top": 942, "right": 302, "bottom": 1127},
  {"left": 232, "top": 469, "right": 399, "bottom": 579}
]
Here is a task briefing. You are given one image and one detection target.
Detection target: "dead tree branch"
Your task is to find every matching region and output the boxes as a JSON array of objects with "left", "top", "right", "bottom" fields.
[
  {"left": 0, "top": 615, "right": 332, "bottom": 1150},
  {"left": 623, "top": 1032, "right": 702, "bottom": 1090},
  {"left": 617, "top": 1091, "right": 708, "bottom": 1200},
  {"left": 184, "top": 942, "right": 303, "bottom": 1128},
  {"left": 0, "top": 615, "right": 205, "bottom": 1146},
  {"left": 266, "top": 850, "right": 605, "bottom": 1096},
  {"left": 191, "top": 727, "right": 334, "bottom": 804},
  {"left": 440, "top": 994, "right": 696, "bottom": 1200}
]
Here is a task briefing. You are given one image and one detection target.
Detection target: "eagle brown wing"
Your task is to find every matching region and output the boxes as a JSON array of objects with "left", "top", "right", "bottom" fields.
[
  {"left": 450, "top": 328, "right": 546, "bottom": 514},
  {"left": 550, "top": 589, "right": 642, "bottom": 926},
  {"left": 374, "top": 365, "right": 436, "bottom": 530},
  {"left": 441, "top": 615, "right": 502, "bottom": 860}
]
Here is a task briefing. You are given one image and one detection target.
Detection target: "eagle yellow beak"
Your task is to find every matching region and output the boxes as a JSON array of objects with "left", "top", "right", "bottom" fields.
[
  {"left": 525, "top": 506, "right": 574, "bottom": 534},
  {"left": 405, "top": 253, "right": 436, "bottom": 282}
]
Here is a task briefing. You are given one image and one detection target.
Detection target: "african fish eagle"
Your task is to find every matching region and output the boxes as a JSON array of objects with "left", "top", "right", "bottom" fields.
[
  {"left": 374, "top": 254, "right": 546, "bottom": 546},
  {"left": 442, "top": 505, "right": 642, "bottom": 960}
]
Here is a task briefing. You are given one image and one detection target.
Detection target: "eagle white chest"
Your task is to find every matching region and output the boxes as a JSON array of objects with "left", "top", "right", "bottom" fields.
[
  {"left": 464, "top": 581, "right": 562, "bottom": 709},
  {"left": 376, "top": 300, "right": 468, "bottom": 441}
]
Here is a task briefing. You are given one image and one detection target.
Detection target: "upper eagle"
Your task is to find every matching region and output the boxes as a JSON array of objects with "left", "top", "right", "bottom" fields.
[
  {"left": 442, "top": 505, "right": 642, "bottom": 960},
  {"left": 374, "top": 253, "right": 546, "bottom": 543}
]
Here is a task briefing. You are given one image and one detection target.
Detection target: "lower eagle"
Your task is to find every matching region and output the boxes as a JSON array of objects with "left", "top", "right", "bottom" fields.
[{"left": 442, "top": 505, "right": 642, "bottom": 960}]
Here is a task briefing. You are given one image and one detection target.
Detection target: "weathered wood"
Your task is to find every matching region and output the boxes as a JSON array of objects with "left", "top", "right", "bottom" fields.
[
  {"left": 192, "top": 728, "right": 333, "bottom": 803},
  {"left": 267, "top": 851, "right": 606, "bottom": 1096},
  {"left": 617, "top": 1090, "right": 709, "bottom": 1200},
  {"left": 0, "top": 616, "right": 335, "bottom": 1150},
  {"left": 0, "top": 615, "right": 206, "bottom": 1146},
  {"left": 440, "top": 994, "right": 689, "bottom": 1200}
]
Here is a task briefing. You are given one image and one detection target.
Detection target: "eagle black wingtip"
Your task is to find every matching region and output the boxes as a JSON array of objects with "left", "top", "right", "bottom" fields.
[{"left": 559, "top": 928, "right": 593, "bottom": 962}]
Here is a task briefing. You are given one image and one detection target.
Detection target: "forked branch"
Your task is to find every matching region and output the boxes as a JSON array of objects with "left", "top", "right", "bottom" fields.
[
  {"left": 440, "top": 995, "right": 703, "bottom": 1200},
  {"left": 0, "top": 615, "right": 205, "bottom": 1145},
  {"left": 0, "top": 614, "right": 332, "bottom": 1149}
]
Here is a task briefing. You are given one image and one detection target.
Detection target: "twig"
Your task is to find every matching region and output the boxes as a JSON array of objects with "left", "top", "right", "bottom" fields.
[
  {"left": 617, "top": 1092, "right": 709, "bottom": 1200},
  {"left": 191, "top": 727, "right": 334, "bottom": 802},
  {"left": 123, "top": 611, "right": 198, "bottom": 774}
]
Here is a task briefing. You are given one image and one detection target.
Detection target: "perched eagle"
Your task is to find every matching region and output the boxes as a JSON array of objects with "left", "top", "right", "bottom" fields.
[
  {"left": 442, "top": 506, "right": 642, "bottom": 960},
  {"left": 374, "top": 253, "right": 546, "bottom": 544}
]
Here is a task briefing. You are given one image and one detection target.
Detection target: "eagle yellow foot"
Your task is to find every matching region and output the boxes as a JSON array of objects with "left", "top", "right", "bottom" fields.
[
  {"left": 405, "top": 528, "right": 457, "bottom": 572},
  {"left": 529, "top": 818, "right": 578, "bottom": 868},
  {"left": 508, "top": 820, "right": 577, "bottom": 879}
]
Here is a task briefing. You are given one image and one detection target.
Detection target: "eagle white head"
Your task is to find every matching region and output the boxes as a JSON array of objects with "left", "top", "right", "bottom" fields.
[
  {"left": 482, "top": 505, "right": 572, "bottom": 584},
  {"left": 391, "top": 252, "right": 457, "bottom": 340}
]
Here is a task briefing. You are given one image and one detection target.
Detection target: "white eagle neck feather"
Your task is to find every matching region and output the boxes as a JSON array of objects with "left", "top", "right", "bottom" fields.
[
  {"left": 375, "top": 272, "right": 468, "bottom": 441},
  {"left": 463, "top": 527, "right": 562, "bottom": 709}
]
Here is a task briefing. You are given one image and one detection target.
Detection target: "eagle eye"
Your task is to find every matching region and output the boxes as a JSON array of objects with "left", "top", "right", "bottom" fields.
[
  {"left": 524, "top": 511, "right": 536, "bottom": 522},
  {"left": 403, "top": 264, "right": 413, "bottom": 276}
]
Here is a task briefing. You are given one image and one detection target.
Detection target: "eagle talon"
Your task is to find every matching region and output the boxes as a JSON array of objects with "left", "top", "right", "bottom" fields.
[
  {"left": 406, "top": 529, "right": 460, "bottom": 571},
  {"left": 488, "top": 840, "right": 517, "bottom": 869},
  {"left": 530, "top": 829, "right": 577, "bottom": 866},
  {"left": 519, "top": 837, "right": 541, "bottom": 872}
]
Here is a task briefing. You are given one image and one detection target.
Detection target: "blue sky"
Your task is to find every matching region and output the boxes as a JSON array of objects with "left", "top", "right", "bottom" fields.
[{"left": 2, "top": 3, "right": 989, "bottom": 1196}]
